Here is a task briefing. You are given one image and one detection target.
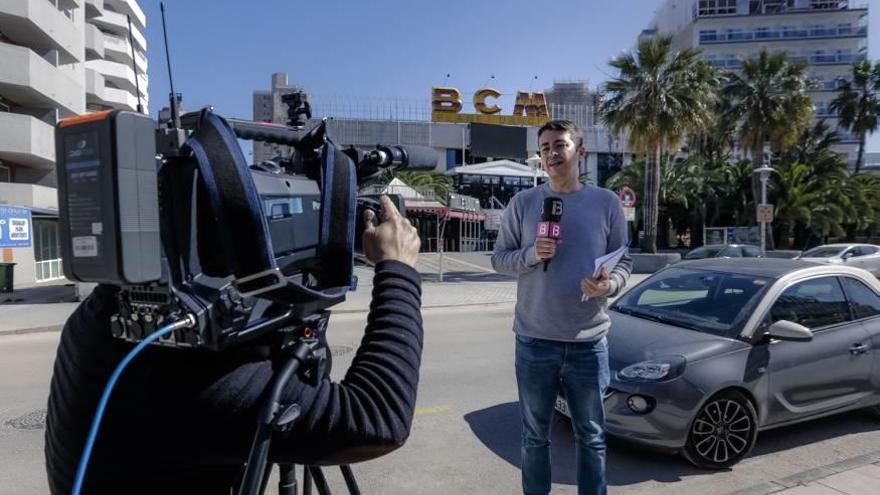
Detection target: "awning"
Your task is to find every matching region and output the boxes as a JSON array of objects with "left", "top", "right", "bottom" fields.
[{"left": 29, "top": 207, "right": 59, "bottom": 219}]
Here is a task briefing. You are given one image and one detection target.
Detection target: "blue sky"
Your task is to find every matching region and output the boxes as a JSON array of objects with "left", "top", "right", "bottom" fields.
[{"left": 141, "top": 0, "right": 880, "bottom": 153}]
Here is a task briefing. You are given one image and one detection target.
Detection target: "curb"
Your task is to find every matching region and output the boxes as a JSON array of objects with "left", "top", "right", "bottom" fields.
[
  {"left": 726, "top": 451, "right": 880, "bottom": 495},
  {"left": 0, "top": 300, "right": 517, "bottom": 337},
  {"left": 0, "top": 325, "right": 64, "bottom": 337}
]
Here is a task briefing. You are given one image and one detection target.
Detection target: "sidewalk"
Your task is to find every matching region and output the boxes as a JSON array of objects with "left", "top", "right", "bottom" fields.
[
  {"left": 0, "top": 252, "right": 521, "bottom": 336},
  {"left": 729, "top": 452, "right": 880, "bottom": 495}
]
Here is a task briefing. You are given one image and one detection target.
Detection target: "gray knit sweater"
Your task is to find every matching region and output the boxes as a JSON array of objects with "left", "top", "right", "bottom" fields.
[{"left": 491, "top": 183, "right": 632, "bottom": 342}]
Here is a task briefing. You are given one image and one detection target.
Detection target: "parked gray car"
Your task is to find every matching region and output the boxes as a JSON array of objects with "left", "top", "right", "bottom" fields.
[
  {"left": 556, "top": 258, "right": 880, "bottom": 469},
  {"left": 797, "top": 243, "right": 880, "bottom": 277}
]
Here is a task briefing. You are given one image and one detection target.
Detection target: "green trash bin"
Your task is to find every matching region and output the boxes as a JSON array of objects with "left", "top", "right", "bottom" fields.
[{"left": 0, "top": 263, "right": 15, "bottom": 293}]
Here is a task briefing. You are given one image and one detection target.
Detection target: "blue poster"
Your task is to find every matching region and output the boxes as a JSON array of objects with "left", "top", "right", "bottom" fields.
[{"left": 0, "top": 205, "right": 33, "bottom": 248}]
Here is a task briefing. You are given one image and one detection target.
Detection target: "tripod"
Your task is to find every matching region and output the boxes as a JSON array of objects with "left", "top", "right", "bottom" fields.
[{"left": 237, "top": 312, "right": 362, "bottom": 495}]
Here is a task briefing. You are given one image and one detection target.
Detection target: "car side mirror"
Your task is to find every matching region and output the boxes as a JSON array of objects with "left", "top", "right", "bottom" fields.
[
  {"left": 842, "top": 252, "right": 855, "bottom": 260},
  {"left": 767, "top": 320, "right": 813, "bottom": 342}
]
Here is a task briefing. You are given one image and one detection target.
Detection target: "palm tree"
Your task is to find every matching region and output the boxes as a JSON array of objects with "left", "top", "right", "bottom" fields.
[
  {"left": 724, "top": 49, "right": 813, "bottom": 250},
  {"left": 772, "top": 121, "right": 868, "bottom": 248},
  {"left": 829, "top": 60, "right": 880, "bottom": 173},
  {"left": 606, "top": 155, "right": 710, "bottom": 248},
  {"left": 601, "top": 35, "right": 719, "bottom": 253}
]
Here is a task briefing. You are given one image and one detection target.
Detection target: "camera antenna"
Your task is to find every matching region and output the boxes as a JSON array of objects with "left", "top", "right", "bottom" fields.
[
  {"left": 160, "top": 2, "right": 181, "bottom": 128},
  {"left": 125, "top": 15, "right": 144, "bottom": 114}
]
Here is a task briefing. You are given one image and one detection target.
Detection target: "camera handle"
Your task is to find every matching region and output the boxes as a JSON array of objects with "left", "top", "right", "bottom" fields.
[{"left": 238, "top": 327, "right": 362, "bottom": 495}]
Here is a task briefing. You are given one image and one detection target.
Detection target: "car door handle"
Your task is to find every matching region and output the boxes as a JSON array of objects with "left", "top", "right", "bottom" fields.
[{"left": 850, "top": 343, "right": 870, "bottom": 355}]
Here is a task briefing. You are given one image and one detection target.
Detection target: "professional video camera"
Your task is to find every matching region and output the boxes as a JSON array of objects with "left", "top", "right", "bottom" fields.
[
  {"left": 55, "top": 91, "right": 436, "bottom": 495},
  {"left": 54, "top": 92, "right": 436, "bottom": 352}
]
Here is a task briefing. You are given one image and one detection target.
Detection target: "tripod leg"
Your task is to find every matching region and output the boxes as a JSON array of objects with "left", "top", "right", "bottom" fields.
[
  {"left": 340, "top": 465, "right": 361, "bottom": 495},
  {"left": 279, "top": 464, "right": 298, "bottom": 495},
  {"left": 307, "top": 466, "right": 332, "bottom": 495},
  {"left": 256, "top": 460, "right": 274, "bottom": 495},
  {"left": 303, "top": 465, "right": 312, "bottom": 495}
]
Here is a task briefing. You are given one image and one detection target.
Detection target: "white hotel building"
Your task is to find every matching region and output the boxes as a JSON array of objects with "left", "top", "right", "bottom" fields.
[
  {"left": 642, "top": 0, "right": 869, "bottom": 165},
  {"left": 0, "top": 0, "right": 147, "bottom": 288}
]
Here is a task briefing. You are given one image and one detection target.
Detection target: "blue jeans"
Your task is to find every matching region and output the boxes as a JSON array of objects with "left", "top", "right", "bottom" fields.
[{"left": 515, "top": 335, "right": 610, "bottom": 495}]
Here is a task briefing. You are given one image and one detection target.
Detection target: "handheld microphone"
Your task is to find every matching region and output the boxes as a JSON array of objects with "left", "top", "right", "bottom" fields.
[{"left": 537, "top": 197, "right": 563, "bottom": 272}]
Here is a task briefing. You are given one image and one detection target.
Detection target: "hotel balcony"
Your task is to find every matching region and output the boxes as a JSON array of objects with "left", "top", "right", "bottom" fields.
[
  {"left": 102, "top": 31, "right": 148, "bottom": 74},
  {"left": 0, "top": 111, "right": 56, "bottom": 169},
  {"left": 85, "top": 59, "right": 147, "bottom": 99},
  {"left": 694, "top": 1, "right": 869, "bottom": 19},
  {"left": 85, "top": 22, "right": 105, "bottom": 60},
  {"left": 699, "top": 24, "right": 867, "bottom": 44},
  {"left": 0, "top": 42, "right": 84, "bottom": 116},
  {"left": 0, "top": 0, "right": 83, "bottom": 63},
  {"left": 85, "top": 67, "right": 146, "bottom": 111},
  {"left": 103, "top": 0, "right": 145, "bottom": 30},
  {"left": 90, "top": 9, "right": 147, "bottom": 52}
]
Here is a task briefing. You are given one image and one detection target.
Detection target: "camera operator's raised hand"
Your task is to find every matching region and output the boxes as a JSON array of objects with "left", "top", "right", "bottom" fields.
[
  {"left": 46, "top": 208, "right": 425, "bottom": 494},
  {"left": 362, "top": 195, "right": 420, "bottom": 268}
]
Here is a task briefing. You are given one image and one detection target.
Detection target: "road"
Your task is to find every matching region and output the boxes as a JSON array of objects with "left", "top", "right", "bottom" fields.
[{"left": 1, "top": 304, "right": 879, "bottom": 494}]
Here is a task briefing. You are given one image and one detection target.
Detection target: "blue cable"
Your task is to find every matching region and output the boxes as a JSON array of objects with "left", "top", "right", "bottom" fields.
[{"left": 71, "top": 316, "right": 193, "bottom": 495}]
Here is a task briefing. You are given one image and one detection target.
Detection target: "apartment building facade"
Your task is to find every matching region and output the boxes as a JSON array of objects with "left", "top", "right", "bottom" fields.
[
  {"left": 643, "top": 0, "right": 869, "bottom": 165},
  {"left": 0, "top": 0, "right": 147, "bottom": 288}
]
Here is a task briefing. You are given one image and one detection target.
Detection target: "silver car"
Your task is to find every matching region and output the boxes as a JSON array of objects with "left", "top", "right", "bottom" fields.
[
  {"left": 683, "top": 244, "right": 762, "bottom": 260},
  {"left": 797, "top": 243, "right": 880, "bottom": 276},
  {"left": 556, "top": 259, "right": 880, "bottom": 469}
]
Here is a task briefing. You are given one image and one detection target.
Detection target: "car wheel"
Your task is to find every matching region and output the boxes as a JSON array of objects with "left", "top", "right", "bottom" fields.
[{"left": 682, "top": 390, "right": 758, "bottom": 469}]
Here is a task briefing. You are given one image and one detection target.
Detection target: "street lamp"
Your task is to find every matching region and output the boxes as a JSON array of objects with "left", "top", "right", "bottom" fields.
[
  {"left": 753, "top": 154, "right": 778, "bottom": 256},
  {"left": 526, "top": 153, "right": 542, "bottom": 188}
]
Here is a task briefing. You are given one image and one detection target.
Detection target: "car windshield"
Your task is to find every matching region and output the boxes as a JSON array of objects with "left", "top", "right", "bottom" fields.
[
  {"left": 612, "top": 267, "right": 772, "bottom": 338},
  {"left": 802, "top": 246, "right": 845, "bottom": 258},
  {"left": 684, "top": 246, "right": 723, "bottom": 259}
]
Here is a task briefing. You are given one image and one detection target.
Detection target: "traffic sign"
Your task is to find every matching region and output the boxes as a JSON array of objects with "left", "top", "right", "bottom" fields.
[
  {"left": 619, "top": 187, "right": 636, "bottom": 207},
  {"left": 757, "top": 204, "right": 774, "bottom": 223}
]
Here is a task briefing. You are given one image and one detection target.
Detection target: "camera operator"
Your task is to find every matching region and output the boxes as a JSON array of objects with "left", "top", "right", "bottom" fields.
[{"left": 44, "top": 195, "right": 423, "bottom": 494}]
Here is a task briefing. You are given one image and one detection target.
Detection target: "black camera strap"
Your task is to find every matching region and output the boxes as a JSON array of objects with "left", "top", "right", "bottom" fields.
[
  {"left": 318, "top": 139, "right": 356, "bottom": 290},
  {"left": 184, "top": 110, "right": 353, "bottom": 302}
]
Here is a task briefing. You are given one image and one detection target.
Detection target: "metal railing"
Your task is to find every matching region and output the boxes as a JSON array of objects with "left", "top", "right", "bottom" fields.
[
  {"left": 700, "top": 25, "right": 867, "bottom": 44},
  {"left": 707, "top": 52, "right": 866, "bottom": 70},
  {"left": 35, "top": 259, "right": 64, "bottom": 282},
  {"left": 360, "top": 184, "right": 438, "bottom": 200}
]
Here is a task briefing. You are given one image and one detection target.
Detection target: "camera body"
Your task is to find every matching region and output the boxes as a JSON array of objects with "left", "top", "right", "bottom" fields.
[{"left": 55, "top": 101, "right": 435, "bottom": 351}]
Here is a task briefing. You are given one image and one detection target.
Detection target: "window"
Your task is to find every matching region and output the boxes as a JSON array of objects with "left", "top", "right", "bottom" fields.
[
  {"left": 699, "top": 30, "right": 719, "bottom": 42},
  {"left": 841, "top": 277, "right": 880, "bottom": 320},
  {"left": 697, "top": 0, "right": 737, "bottom": 16},
  {"left": 853, "top": 246, "right": 879, "bottom": 256},
  {"left": 720, "top": 246, "right": 743, "bottom": 257},
  {"left": 837, "top": 23, "right": 853, "bottom": 35},
  {"left": 0, "top": 163, "right": 10, "bottom": 182},
  {"left": 769, "top": 277, "right": 851, "bottom": 328},
  {"left": 615, "top": 267, "right": 770, "bottom": 337},
  {"left": 726, "top": 28, "right": 748, "bottom": 40},
  {"left": 754, "top": 27, "right": 772, "bottom": 39},
  {"left": 743, "top": 246, "right": 762, "bottom": 257}
]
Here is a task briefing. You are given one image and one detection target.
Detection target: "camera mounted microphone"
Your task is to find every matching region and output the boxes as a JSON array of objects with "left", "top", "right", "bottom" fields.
[{"left": 538, "top": 197, "right": 563, "bottom": 272}]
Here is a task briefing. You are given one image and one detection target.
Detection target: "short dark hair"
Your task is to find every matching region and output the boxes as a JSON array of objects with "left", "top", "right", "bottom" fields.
[{"left": 537, "top": 119, "right": 583, "bottom": 147}]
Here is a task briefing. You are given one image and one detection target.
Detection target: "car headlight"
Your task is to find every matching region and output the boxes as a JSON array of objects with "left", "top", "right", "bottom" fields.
[{"left": 618, "top": 355, "right": 687, "bottom": 382}]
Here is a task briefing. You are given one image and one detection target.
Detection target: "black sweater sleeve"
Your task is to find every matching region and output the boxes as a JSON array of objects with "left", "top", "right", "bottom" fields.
[
  {"left": 269, "top": 259, "right": 424, "bottom": 464},
  {"left": 45, "top": 260, "right": 423, "bottom": 493}
]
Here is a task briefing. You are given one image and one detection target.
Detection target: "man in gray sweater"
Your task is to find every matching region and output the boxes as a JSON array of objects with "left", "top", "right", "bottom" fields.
[{"left": 492, "top": 120, "right": 632, "bottom": 495}]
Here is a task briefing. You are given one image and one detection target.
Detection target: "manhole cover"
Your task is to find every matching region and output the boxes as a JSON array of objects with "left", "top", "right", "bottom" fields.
[
  {"left": 6, "top": 409, "right": 46, "bottom": 430},
  {"left": 329, "top": 345, "right": 353, "bottom": 357}
]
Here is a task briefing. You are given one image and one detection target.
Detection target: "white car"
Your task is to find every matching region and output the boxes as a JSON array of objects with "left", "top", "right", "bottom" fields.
[{"left": 797, "top": 244, "right": 880, "bottom": 276}]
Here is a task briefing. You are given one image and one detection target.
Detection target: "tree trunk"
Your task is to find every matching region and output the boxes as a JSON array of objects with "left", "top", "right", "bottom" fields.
[
  {"left": 855, "top": 135, "right": 865, "bottom": 174},
  {"left": 641, "top": 147, "right": 661, "bottom": 253}
]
